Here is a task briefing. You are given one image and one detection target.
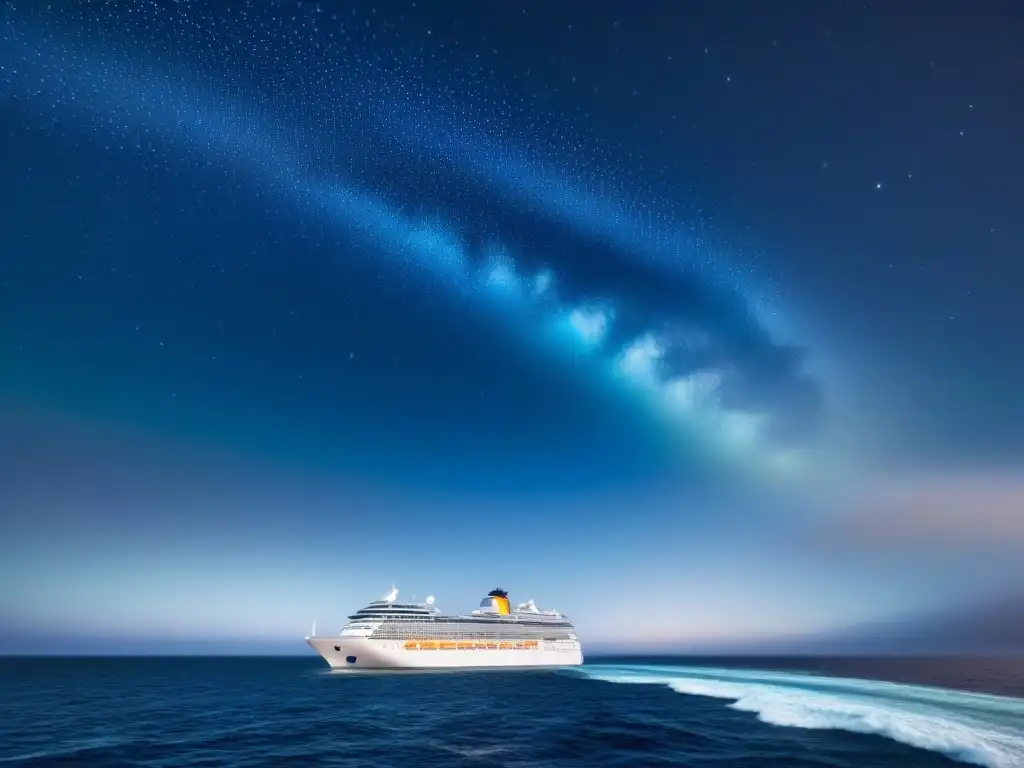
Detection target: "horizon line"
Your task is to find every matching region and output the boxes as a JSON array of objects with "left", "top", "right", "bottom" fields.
[{"left": 3, "top": 651, "right": 1020, "bottom": 659}]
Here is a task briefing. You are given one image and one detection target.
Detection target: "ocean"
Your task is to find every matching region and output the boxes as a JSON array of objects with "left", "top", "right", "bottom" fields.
[{"left": 1, "top": 656, "right": 1022, "bottom": 767}]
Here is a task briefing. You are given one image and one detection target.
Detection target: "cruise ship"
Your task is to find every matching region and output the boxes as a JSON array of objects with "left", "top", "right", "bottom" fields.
[{"left": 306, "top": 587, "right": 583, "bottom": 670}]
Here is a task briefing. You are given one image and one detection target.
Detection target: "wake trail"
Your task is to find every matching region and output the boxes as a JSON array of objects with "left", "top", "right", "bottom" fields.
[{"left": 574, "top": 664, "right": 1024, "bottom": 768}]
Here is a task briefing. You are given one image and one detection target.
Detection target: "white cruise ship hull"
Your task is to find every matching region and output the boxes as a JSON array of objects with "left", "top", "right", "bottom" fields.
[{"left": 307, "top": 636, "right": 583, "bottom": 670}]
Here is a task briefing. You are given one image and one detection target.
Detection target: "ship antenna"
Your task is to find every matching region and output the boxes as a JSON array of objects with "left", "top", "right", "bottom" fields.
[{"left": 311, "top": 619, "right": 316, "bottom": 637}]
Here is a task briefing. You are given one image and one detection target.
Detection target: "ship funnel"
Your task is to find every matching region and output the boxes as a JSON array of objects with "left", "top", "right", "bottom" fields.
[{"left": 485, "top": 588, "right": 511, "bottom": 615}]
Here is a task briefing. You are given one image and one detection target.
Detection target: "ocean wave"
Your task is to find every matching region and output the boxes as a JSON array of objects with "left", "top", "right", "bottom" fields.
[{"left": 575, "top": 664, "right": 1024, "bottom": 768}]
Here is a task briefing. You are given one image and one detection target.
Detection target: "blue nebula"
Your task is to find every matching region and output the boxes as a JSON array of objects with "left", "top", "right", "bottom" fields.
[{"left": 1, "top": 6, "right": 823, "bottom": 478}]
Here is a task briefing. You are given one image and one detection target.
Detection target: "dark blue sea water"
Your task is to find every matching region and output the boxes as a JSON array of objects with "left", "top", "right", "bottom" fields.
[{"left": 2, "top": 656, "right": 1023, "bottom": 768}]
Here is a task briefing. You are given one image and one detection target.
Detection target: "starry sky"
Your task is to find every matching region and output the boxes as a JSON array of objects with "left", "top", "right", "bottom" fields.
[{"left": 1, "top": 0, "right": 1023, "bottom": 654}]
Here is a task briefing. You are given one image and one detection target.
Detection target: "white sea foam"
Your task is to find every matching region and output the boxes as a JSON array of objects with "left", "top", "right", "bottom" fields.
[{"left": 577, "top": 664, "right": 1024, "bottom": 768}]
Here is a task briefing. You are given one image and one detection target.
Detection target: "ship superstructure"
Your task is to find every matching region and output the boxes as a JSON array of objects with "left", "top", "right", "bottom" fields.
[{"left": 306, "top": 587, "right": 583, "bottom": 670}]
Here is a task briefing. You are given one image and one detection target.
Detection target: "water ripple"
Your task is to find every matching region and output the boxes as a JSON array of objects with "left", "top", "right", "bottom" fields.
[{"left": 1, "top": 658, "right": 1019, "bottom": 767}]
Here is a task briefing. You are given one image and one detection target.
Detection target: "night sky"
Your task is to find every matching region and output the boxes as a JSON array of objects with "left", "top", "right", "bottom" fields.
[{"left": 2, "top": 0, "right": 1023, "bottom": 654}]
